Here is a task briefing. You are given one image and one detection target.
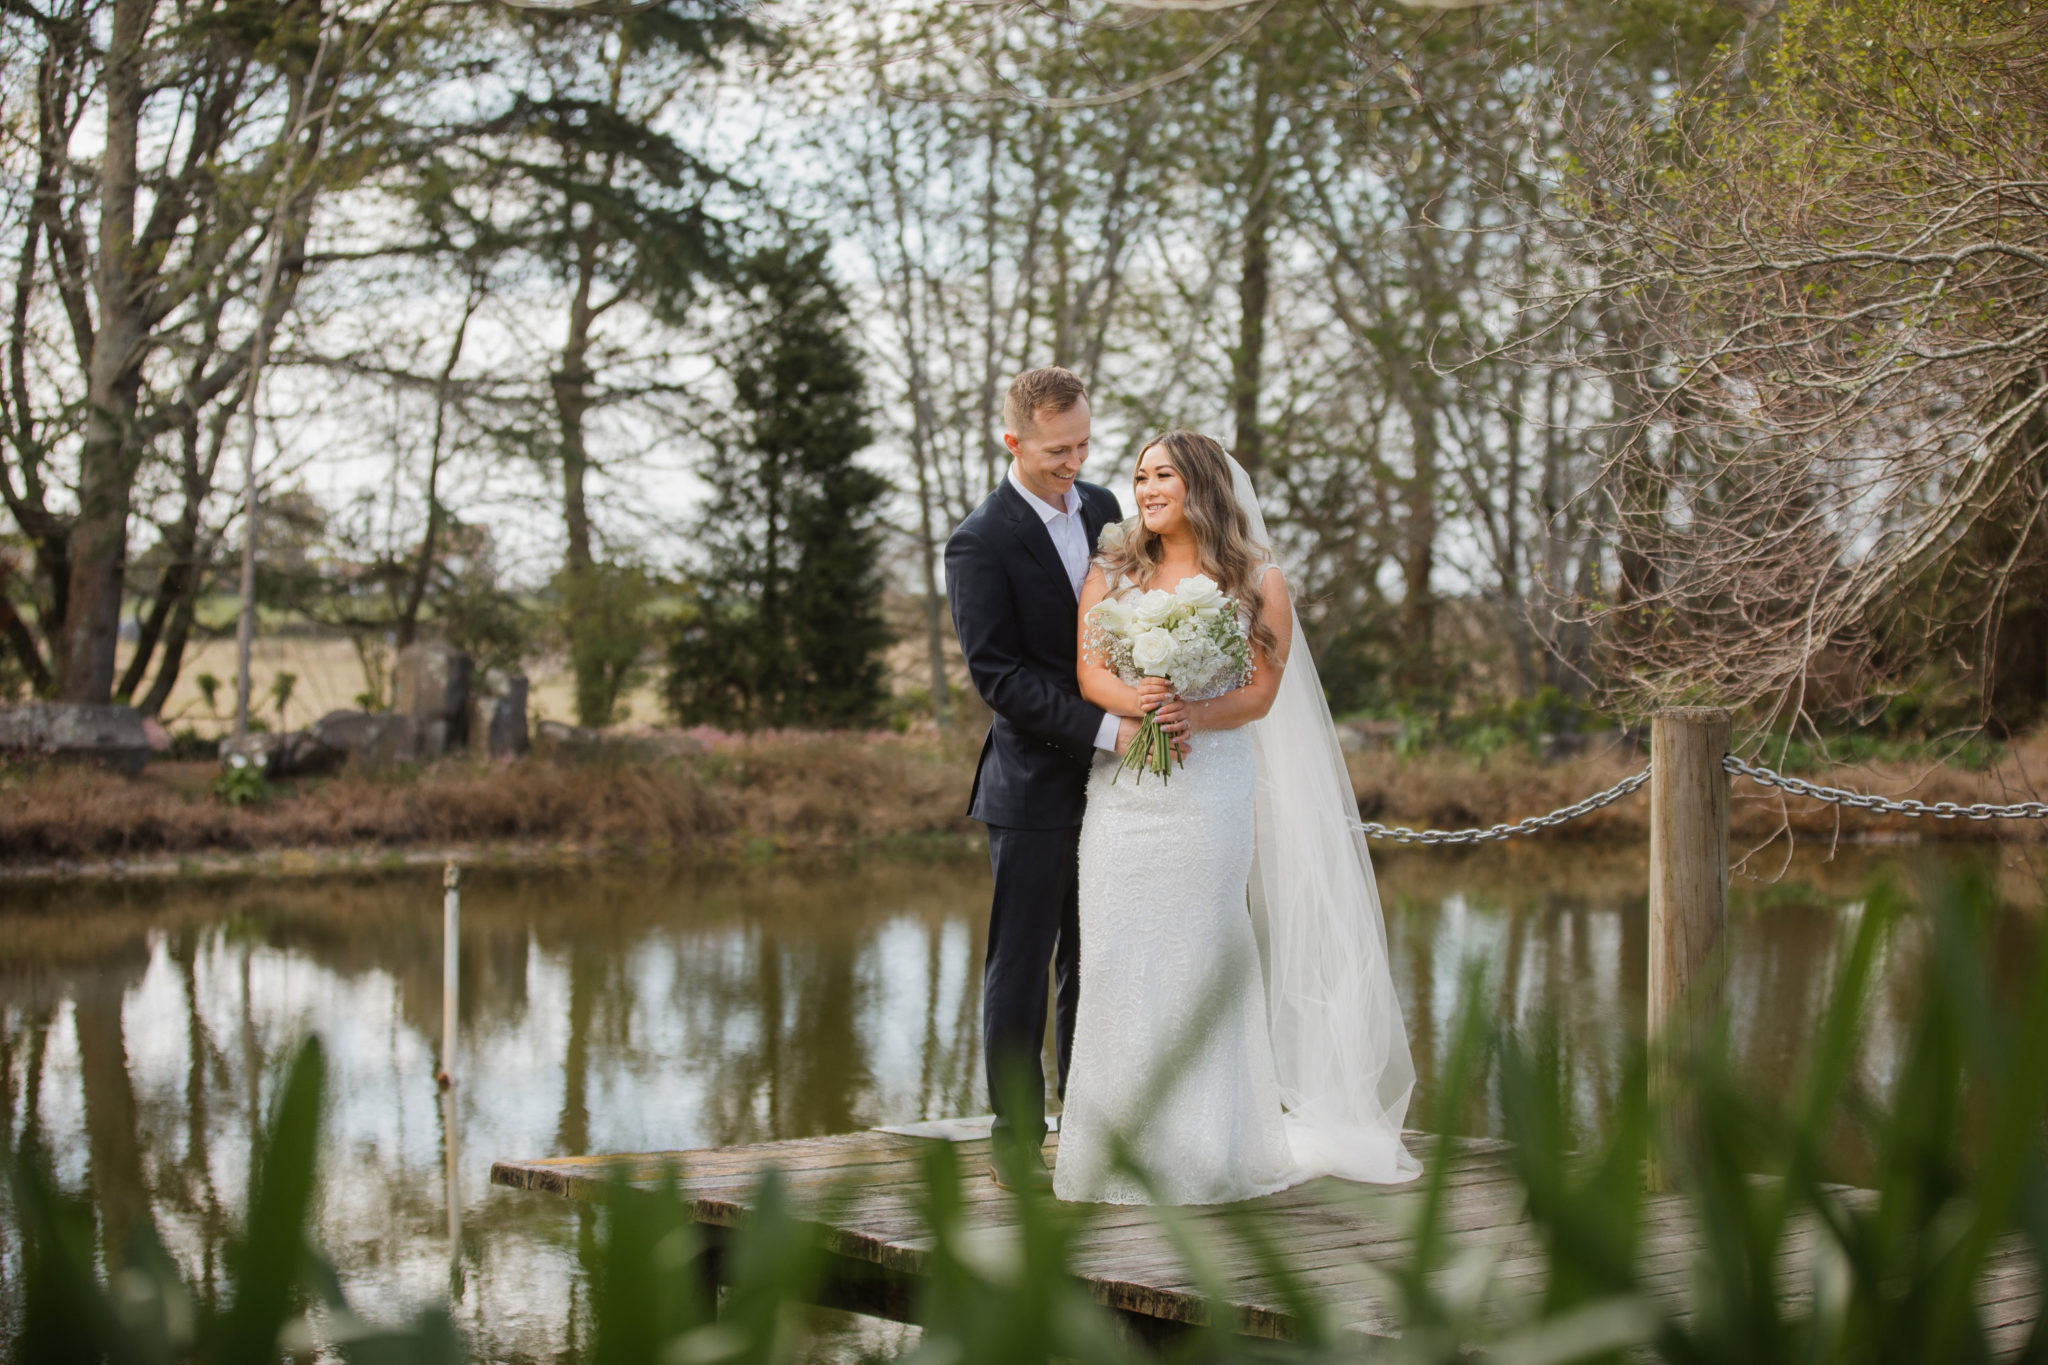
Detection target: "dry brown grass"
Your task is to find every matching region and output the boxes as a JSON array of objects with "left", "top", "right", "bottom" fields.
[
  {"left": 1351, "top": 730, "right": 2048, "bottom": 845},
  {"left": 0, "top": 731, "right": 983, "bottom": 865},
  {"left": 7, "top": 727, "right": 2048, "bottom": 872}
]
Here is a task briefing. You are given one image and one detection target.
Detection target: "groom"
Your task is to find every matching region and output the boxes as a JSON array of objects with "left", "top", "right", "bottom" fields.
[{"left": 946, "top": 367, "right": 1134, "bottom": 1184}]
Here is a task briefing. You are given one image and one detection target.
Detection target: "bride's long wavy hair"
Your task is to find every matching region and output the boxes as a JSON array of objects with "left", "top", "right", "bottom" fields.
[{"left": 1097, "top": 428, "right": 1278, "bottom": 661}]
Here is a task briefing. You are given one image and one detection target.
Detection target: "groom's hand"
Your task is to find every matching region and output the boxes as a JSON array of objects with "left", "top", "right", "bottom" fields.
[{"left": 1114, "top": 715, "right": 1142, "bottom": 755}]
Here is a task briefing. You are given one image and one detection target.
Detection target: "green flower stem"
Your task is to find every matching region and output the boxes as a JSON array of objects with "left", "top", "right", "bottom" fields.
[{"left": 1114, "top": 702, "right": 1180, "bottom": 785}]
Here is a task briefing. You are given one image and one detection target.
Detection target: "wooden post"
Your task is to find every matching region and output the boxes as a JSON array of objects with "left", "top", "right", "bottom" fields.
[{"left": 1647, "top": 708, "right": 1729, "bottom": 1190}]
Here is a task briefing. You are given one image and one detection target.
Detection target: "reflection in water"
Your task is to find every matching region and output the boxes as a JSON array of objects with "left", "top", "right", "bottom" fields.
[{"left": 0, "top": 843, "right": 2035, "bottom": 1358}]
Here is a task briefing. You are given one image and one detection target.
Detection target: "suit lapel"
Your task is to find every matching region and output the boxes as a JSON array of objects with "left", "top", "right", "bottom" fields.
[
  {"left": 999, "top": 481, "right": 1077, "bottom": 602},
  {"left": 1081, "top": 485, "right": 1118, "bottom": 549}
]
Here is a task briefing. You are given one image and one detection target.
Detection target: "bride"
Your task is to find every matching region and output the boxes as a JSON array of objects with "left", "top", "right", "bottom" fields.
[{"left": 1053, "top": 429, "right": 1422, "bottom": 1205}]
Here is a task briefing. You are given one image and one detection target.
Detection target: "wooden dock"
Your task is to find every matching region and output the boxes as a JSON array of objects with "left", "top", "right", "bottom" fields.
[{"left": 492, "top": 1120, "right": 2038, "bottom": 1351}]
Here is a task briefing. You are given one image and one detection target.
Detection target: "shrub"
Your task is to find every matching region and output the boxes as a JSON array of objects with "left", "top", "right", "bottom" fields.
[
  {"left": 211, "top": 762, "right": 271, "bottom": 807},
  {"left": 556, "top": 561, "right": 659, "bottom": 730}
]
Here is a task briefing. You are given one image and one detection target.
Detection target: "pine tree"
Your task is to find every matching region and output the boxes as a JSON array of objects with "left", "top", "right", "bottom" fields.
[{"left": 667, "top": 244, "right": 890, "bottom": 730}]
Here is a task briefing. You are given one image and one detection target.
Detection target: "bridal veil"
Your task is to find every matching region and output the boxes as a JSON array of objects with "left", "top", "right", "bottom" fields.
[{"left": 1230, "top": 456, "right": 1421, "bottom": 1184}]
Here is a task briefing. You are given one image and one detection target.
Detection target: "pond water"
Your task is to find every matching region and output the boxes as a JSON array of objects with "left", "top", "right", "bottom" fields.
[{"left": 0, "top": 842, "right": 2039, "bottom": 1358}]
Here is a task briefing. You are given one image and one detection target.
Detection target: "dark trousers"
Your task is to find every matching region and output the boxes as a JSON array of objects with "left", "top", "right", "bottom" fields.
[{"left": 982, "top": 824, "right": 1082, "bottom": 1154}]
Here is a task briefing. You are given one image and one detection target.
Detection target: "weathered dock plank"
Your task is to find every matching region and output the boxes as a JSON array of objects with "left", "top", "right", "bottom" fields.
[{"left": 490, "top": 1127, "right": 2039, "bottom": 1350}]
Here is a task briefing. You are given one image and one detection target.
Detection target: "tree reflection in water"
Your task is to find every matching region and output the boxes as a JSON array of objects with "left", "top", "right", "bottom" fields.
[{"left": 0, "top": 842, "right": 2033, "bottom": 1360}]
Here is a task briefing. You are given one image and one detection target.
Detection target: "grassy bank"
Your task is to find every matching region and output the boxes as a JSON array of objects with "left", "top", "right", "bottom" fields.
[
  {"left": 0, "top": 732, "right": 981, "bottom": 869},
  {"left": 6, "top": 728, "right": 2048, "bottom": 874}
]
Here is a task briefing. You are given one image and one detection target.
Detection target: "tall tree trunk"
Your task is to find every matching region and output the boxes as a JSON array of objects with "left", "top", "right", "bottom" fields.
[
  {"left": 1538, "top": 370, "right": 1580, "bottom": 693},
  {"left": 114, "top": 520, "right": 194, "bottom": 704},
  {"left": 61, "top": 333, "right": 144, "bottom": 706},
  {"left": 977, "top": 100, "right": 1004, "bottom": 496},
  {"left": 132, "top": 400, "right": 232, "bottom": 712},
  {"left": 911, "top": 439, "right": 952, "bottom": 726},
  {"left": 136, "top": 542, "right": 210, "bottom": 718},
  {"left": 232, "top": 183, "right": 307, "bottom": 736},
  {"left": 1594, "top": 283, "right": 1664, "bottom": 616},
  {"left": 117, "top": 406, "right": 210, "bottom": 702},
  {"left": 1, "top": 42, "right": 79, "bottom": 690},
  {"left": 877, "top": 117, "right": 954, "bottom": 726},
  {"left": 1231, "top": 52, "right": 1279, "bottom": 478},
  {"left": 1078, "top": 108, "right": 1149, "bottom": 383},
  {"left": 761, "top": 449, "right": 784, "bottom": 721},
  {"left": 554, "top": 240, "right": 600, "bottom": 578},
  {"left": 398, "top": 290, "right": 478, "bottom": 647},
  {"left": 58, "top": 0, "right": 152, "bottom": 704},
  {"left": 1397, "top": 385, "right": 1439, "bottom": 696},
  {"left": 0, "top": 556, "right": 51, "bottom": 694},
  {"left": 554, "top": 235, "right": 606, "bottom": 727}
]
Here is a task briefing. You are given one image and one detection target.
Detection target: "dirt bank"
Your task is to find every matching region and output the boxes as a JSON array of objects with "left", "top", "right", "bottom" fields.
[{"left": 5, "top": 730, "right": 2046, "bottom": 880}]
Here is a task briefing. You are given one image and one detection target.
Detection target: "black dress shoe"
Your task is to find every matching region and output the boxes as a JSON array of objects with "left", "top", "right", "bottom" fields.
[{"left": 987, "top": 1147, "right": 1052, "bottom": 1191}]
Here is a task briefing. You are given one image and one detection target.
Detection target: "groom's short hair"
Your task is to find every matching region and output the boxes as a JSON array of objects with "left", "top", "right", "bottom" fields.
[{"left": 1004, "top": 367, "right": 1088, "bottom": 435}]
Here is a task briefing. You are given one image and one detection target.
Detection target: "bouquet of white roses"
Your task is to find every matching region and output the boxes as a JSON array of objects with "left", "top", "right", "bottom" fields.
[{"left": 1085, "top": 572, "right": 1253, "bottom": 782}]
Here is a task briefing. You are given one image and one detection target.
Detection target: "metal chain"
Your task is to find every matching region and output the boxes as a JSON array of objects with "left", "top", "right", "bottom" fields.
[
  {"left": 1353, "top": 766, "right": 1652, "bottom": 845},
  {"left": 1347, "top": 749, "right": 2048, "bottom": 845},
  {"left": 1722, "top": 753, "right": 2048, "bottom": 821}
]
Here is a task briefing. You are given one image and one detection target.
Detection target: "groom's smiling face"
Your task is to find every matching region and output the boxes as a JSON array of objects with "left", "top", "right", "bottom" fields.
[{"left": 1006, "top": 397, "right": 1092, "bottom": 508}]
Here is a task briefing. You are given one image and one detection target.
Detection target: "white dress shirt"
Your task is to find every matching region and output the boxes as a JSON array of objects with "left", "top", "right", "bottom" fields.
[{"left": 1007, "top": 463, "right": 1122, "bottom": 754}]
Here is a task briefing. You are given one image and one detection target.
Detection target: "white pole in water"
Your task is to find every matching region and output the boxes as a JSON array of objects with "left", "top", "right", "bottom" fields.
[
  {"left": 442, "top": 1085, "right": 463, "bottom": 1273},
  {"left": 442, "top": 861, "right": 461, "bottom": 1085},
  {"left": 441, "top": 861, "right": 462, "bottom": 1266}
]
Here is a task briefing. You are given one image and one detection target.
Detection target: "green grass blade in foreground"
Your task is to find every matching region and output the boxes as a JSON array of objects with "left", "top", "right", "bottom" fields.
[
  {"left": 214, "top": 1038, "right": 328, "bottom": 1364},
  {"left": 584, "top": 1164, "right": 708, "bottom": 1365},
  {"left": 1203, "top": 1191, "right": 1345, "bottom": 1357},
  {"left": 904, "top": 1134, "right": 1128, "bottom": 1364},
  {"left": 1497, "top": 1014, "right": 1653, "bottom": 1334},
  {"left": 583, "top": 1158, "right": 841, "bottom": 1365},
  {"left": 1839, "top": 866, "right": 2048, "bottom": 1362},
  {"left": 1923, "top": 869, "right": 2048, "bottom": 1354},
  {"left": 1670, "top": 884, "right": 1916, "bottom": 1365},
  {"left": 1761, "top": 880, "right": 1898, "bottom": 1363},
  {"left": 717, "top": 1169, "right": 831, "bottom": 1364},
  {"left": 6, "top": 1034, "right": 466, "bottom": 1365},
  {"left": 7, "top": 1128, "right": 117, "bottom": 1364},
  {"left": 1811, "top": 875, "right": 1984, "bottom": 1363},
  {"left": 1383, "top": 961, "right": 1496, "bottom": 1353}
]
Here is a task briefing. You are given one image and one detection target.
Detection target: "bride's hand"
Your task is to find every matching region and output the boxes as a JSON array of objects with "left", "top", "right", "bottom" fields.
[{"left": 1138, "top": 677, "right": 1192, "bottom": 755}]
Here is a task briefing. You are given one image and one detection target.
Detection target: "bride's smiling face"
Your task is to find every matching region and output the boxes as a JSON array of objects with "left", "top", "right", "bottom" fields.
[{"left": 1133, "top": 444, "right": 1189, "bottom": 536}]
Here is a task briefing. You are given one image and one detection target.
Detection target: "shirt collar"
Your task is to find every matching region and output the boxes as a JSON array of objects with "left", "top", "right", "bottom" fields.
[{"left": 1007, "top": 463, "right": 1080, "bottom": 522}]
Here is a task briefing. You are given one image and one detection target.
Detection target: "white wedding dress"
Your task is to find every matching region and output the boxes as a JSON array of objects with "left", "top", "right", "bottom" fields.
[
  {"left": 1054, "top": 461, "right": 1421, "bottom": 1206},
  {"left": 1055, "top": 576, "right": 1301, "bottom": 1204}
]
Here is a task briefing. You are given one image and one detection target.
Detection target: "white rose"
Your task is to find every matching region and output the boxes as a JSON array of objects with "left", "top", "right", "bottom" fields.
[
  {"left": 1175, "top": 574, "right": 1226, "bottom": 615},
  {"left": 1130, "top": 628, "right": 1176, "bottom": 675},
  {"left": 1132, "top": 589, "right": 1177, "bottom": 627},
  {"left": 1095, "top": 518, "right": 1132, "bottom": 556},
  {"left": 1090, "top": 597, "right": 1134, "bottom": 637}
]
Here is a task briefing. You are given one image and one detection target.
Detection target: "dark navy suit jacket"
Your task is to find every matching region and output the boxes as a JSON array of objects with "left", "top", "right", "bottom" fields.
[{"left": 945, "top": 477, "right": 1122, "bottom": 829}]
